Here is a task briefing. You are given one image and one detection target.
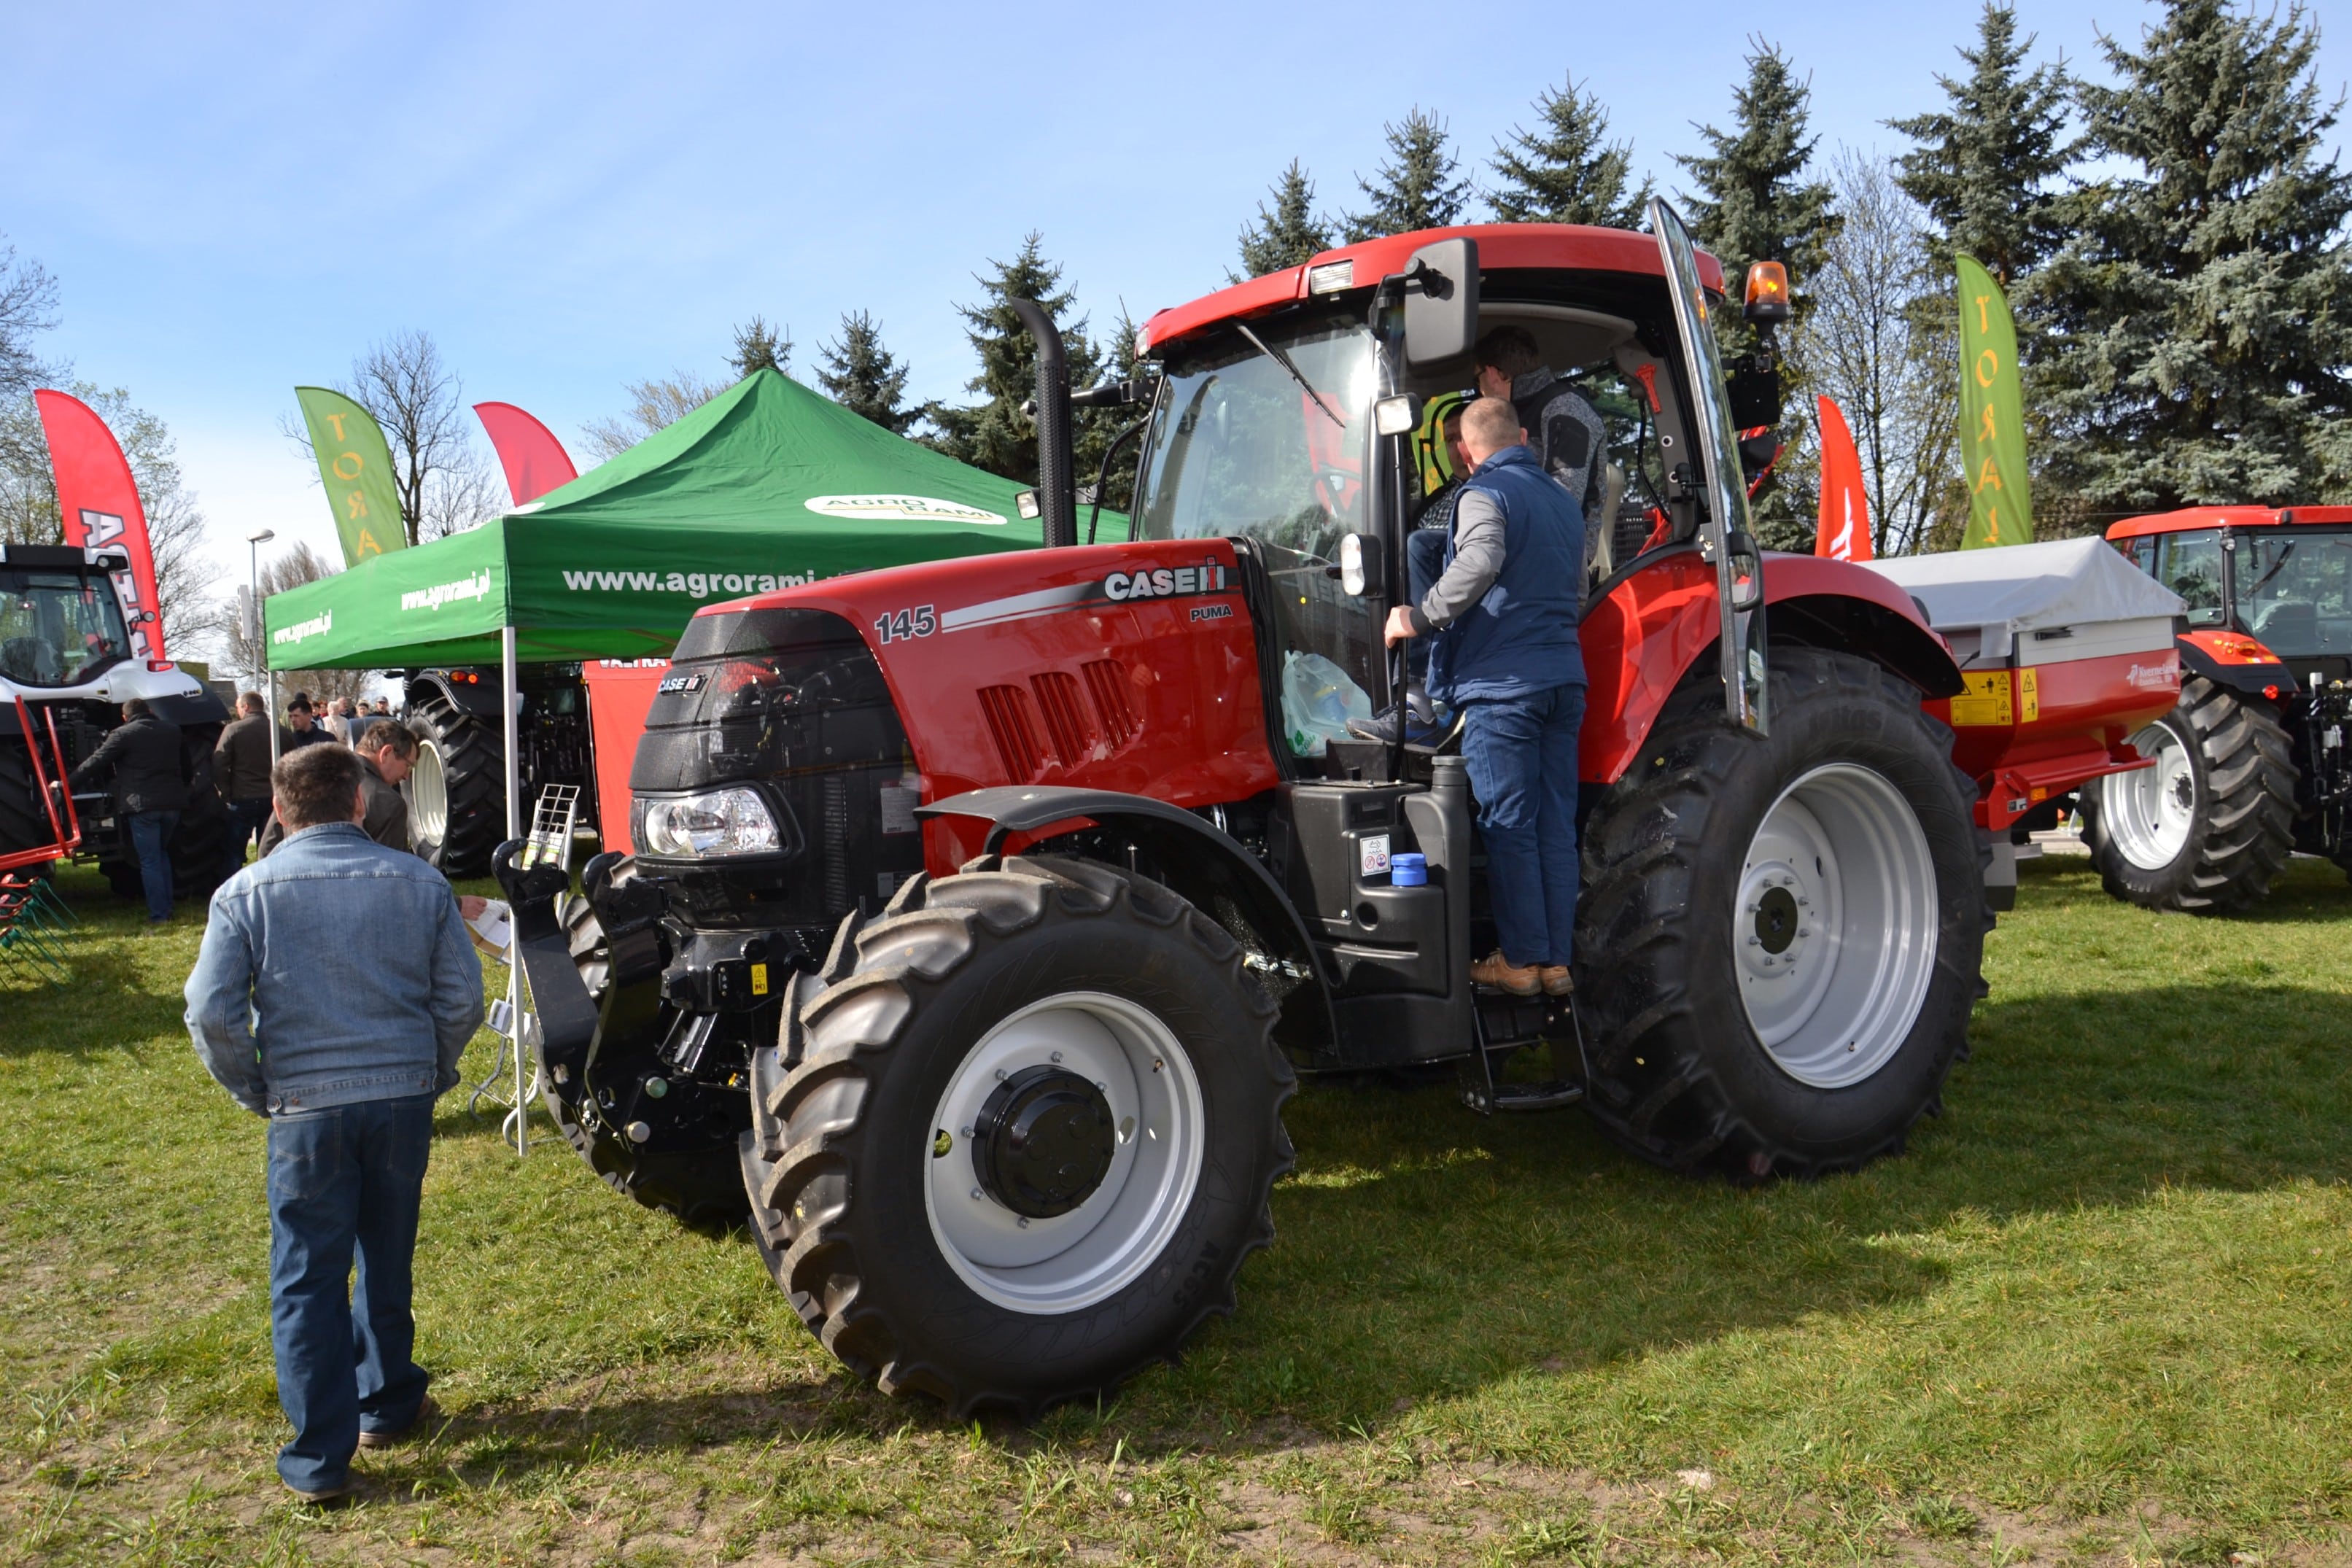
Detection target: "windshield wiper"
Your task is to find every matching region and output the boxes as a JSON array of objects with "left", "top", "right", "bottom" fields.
[
  {"left": 2248, "top": 540, "right": 2296, "bottom": 595},
  {"left": 1232, "top": 321, "right": 1346, "bottom": 430}
]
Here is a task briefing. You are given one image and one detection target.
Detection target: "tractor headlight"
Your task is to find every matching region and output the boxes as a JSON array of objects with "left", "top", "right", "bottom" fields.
[{"left": 634, "top": 787, "right": 781, "bottom": 858}]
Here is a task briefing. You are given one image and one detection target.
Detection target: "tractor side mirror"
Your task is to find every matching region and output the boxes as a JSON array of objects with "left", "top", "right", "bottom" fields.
[
  {"left": 1726, "top": 530, "right": 1764, "bottom": 612},
  {"left": 1338, "top": 534, "right": 1384, "bottom": 598},
  {"left": 1402, "top": 237, "right": 1479, "bottom": 373}
]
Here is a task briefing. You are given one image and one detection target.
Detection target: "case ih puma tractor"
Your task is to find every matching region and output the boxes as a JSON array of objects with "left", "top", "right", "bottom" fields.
[
  {"left": 500, "top": 205, "right": 2004, "bottom": 1418},
  {"left": 2080, "top": 505, "right": 2352, "bottom": 912},
  {"left": 0, "top": 542, "right": 229, "bottom": 889}
]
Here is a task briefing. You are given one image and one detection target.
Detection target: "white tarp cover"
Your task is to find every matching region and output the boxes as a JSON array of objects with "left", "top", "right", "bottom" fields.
[{"left": 1862, "top": 537, "right": 2184, "bottom": 660}]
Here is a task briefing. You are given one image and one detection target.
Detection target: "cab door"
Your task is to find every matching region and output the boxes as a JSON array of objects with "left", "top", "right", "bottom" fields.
[{"left": 1651, "top": 198, "right": 1769, "bottom": 731}]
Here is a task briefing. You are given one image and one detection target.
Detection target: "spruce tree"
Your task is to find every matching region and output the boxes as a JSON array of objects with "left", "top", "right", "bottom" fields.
[
  {"left": 1488, "top": 76, "right": 1653, "bottom": 228},
  {"left": 1677, "top": 40, "right": 1838, "bottom": 332},
  {"left": 1677, "top": 40, "right": 1839, "bottom": 547},
  {"left": 1237, "top": 160, "right": 1335, "bottom": 278},
  {"left": 926, "top": 233, "right": 1100, "bottom": 484},
  {"left": 816, "top": 311, "right": 915, "bottom": 434},
  {"left": 1344, "top": 109, "right": 1471, "bottom": 241},
  {"left": 2035, "top": 0, "right": 2352, "bottom": 518},
  {"left": 1889, "top": 4, "right": 2073, "bottom": 290},
  {"left": 726, "top": 316, "right": 793, "bottom": 378}
]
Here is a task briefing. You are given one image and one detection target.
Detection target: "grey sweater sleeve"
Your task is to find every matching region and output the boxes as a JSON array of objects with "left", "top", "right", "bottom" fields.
[{"left": 1410, "top": 489, "right": 1506, "bottom": 632}]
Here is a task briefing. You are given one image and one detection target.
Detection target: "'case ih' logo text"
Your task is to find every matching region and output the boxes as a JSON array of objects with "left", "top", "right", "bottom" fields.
[{"left": 1104, "top": 562, "right": 1226, "bottom": 601}]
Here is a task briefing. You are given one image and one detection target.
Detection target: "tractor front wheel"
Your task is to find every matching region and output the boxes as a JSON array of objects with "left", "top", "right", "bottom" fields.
[
  {"left": 1576, "top": 646, "right": 1991, "bottom": 1179},
  {"left": 2079, "top": 676, "right": 2296, "bottom": 914},
  {"left": 740, "top": 855, "right": 1293, "bottom": 1418},
  {"left": 405, "top": 690, "right": 503, "bottom": 878}
]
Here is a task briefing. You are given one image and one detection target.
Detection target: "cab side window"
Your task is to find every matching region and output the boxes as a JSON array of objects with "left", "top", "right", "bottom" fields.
[{"left": 2155, "top": 532, "right": 2226, "bottom": 626}]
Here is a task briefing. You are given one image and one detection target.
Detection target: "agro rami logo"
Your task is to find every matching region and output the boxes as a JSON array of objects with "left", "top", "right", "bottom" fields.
[{"left": 804, "top": 495, "right": 1007, "bottom": 527}]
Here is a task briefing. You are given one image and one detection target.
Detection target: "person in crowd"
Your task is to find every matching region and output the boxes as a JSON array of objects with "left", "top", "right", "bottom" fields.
[
  {"left": 183, "top": 742, "right": 484, "bottom": 1503},
  {"left": 70, "top": 697, "right": 187, "bottom": 928},
  {"left": 281, "top": 696, "right": 332, "bottom": 754},
  {"left": 332, "top": 697, "right": 363, "bottom": 742},
  {"left": 214, "top": 692, "right": 275, "bottom": 877},
  {"left": 260, "top": 721, "right": 416, "bottom": 856},
  {"left": 370, "top": 699, "right": 392, "bottom": 716},
  {"left": 1474, "top": 326, "right": 1608, "bottom": 521},
  {"left": 1379, "top": 396, "right": 1586, "bottom": 998}
]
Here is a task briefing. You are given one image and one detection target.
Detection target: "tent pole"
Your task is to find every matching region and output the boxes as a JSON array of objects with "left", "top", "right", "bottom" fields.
[{"left": 502, "top": 623, "right": 526, "bottom": 1156}]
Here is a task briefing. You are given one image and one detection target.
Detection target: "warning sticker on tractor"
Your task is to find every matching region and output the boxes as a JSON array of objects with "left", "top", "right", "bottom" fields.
[
  {"left": 1950, "top": 667, "right": 2040, "bottom": 726},
  {"left": 1359, "top": 834, "right": 1392, "bottom": 877}
]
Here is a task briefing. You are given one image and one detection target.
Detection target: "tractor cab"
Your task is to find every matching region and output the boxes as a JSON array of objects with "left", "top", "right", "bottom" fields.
[
  {"left": 1126, "top": 213, "right": 1774, "bottom": 760},
  {"left": 0, "top": 546, "right": 137, "bottom": 694}
]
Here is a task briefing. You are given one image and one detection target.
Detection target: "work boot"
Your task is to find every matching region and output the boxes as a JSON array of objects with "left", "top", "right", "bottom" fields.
[
  {"left": 1540, "top": 966, "right": 1574, "bottom": 997},
  {"left": 357, "top": 1395, "right": 439, "bottom": 1451},
  {"left": 1470, "top": 950, "right": 1542, "bottom": 996}
]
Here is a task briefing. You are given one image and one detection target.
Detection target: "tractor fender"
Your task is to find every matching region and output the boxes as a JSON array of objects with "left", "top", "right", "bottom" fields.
[
  {"left": 918, "top": 785, "right": 1337, "bottom": 1056},
  {"left": 1581, "top": 546, "right": 1964, "bottom": 786},
  {"left": 408, "top": 669, "right": 505, "bottom": 718},
  {"left": 2176, "top": 633, "right": 2296, "bottom": 706}
]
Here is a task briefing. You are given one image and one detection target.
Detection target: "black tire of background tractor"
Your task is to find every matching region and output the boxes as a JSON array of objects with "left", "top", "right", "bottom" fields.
[
  {"left": 0, "top": 741, "right": 52, "bottom": 859},
  {"left": 537, "top": 890, "right": 752, "bottom": 1233},
  {"left": 405, "top": 691, "right": 503, "bottom": 878},
  {"left": 2079, "top": 676, "right": 2297, "bottom": 915},
  {"left": 1575, "top": 646, "right": 1992, "bottom": 1181},
  {"left": 739, "top": 855, "right": 1295, "bottom": 1419}
]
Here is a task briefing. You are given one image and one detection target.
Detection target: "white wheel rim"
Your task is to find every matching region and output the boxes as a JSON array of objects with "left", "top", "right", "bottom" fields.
[
  {"left": 2101, "top": 721, "right": 2195, "bottom": 871},
  {"left": 1735, "top": 764, "right": 1940, "bottom": 1090},
  {"left": 409, "top": 737, "right": 449, "bottom": 848},
  {"left": 924, "top": 991, "right": 1204, "bottom": 1316}
]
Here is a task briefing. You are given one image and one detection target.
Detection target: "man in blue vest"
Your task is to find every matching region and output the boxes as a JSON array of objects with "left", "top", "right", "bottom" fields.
[{"left": 1383, "top": 396, "right": 1586, "bottom": 998}]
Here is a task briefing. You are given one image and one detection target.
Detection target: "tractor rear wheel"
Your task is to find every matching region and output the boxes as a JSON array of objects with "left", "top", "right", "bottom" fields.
[
  {"left": 1576, "top": 646, "right": 1990, "bottom": 1179},
  {"left": 541, "top": 888, "right": 751, "bottom": 1232},
  {"left": 2079, "top": 676, "right": 2296, "bottom": 914},
  {"left": 405, "top": 690, "right": 503, "bottom": 877},
  {"left": 740, "top": 855, "right": 1293, "bottom": 1418}
]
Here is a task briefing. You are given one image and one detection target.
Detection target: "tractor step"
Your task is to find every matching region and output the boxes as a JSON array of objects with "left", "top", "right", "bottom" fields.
[{"left": 1458, "top": 990, "right": 1592, "bottom": 1116}]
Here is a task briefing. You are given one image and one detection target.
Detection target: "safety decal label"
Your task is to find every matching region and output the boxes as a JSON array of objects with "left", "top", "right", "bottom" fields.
[{"left": 1950, "top": 667, "right": 2039, "bottom": 726}]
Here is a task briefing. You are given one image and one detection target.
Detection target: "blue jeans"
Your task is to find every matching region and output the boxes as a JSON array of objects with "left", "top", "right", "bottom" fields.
[
  {"left": 1462, "top": 684, "right": 1586, "bottom": 969},
  {"left": 125, "top": 809, "right": 179, "bottom": 923},
  {"left": 1405, "top": 529, "right": 1448, "bottom": 688},
  {"left": 267, "top": 1093, "right": 435, "bottom": 1491},
  {"left": 224, "top": 798, "right": 272, "bottom": 879}
]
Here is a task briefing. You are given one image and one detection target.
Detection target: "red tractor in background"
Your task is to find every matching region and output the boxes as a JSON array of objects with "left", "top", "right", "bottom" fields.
[
  {"left": 500, "top": 205, "right": 2001, "bottom": 1417},
  {"left": 2082, "top": 505, "right": 2352, "bottom": 911}
]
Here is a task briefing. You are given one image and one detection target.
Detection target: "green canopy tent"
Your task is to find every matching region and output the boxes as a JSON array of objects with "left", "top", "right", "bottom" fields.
[
  {"left": 263, "top": 367, "right": 1052, "bottom": 670},
  {"left": 260, "top": 370, "right": 1074, "bottom": 1152}
]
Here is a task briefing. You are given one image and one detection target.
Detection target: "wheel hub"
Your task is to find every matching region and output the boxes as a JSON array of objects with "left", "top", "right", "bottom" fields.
[
  {"left": 970, "top": 1066, "right": 1117, "bottom": 1218},
  {"left": 409, "top": 736, "right": 449, "bottom": 847},
  {"left": 1734, "top": 763, "right": 1938, "bottom": 1090},
  {"left": 2102, "top": 719, "right": 2196, "bottom": 872}
]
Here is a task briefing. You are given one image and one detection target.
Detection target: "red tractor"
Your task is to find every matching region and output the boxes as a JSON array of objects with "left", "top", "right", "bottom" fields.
[
  {"left": 499, "top": 206, "right": 1995, "bottom": 1416},
  {"left": 2082, "top": 505, "right": 2352, "bottom": 910}
]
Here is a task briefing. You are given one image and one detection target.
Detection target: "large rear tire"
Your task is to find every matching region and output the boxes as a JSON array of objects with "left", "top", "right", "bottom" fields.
[
  {"left": 740, "top": 855, "right": 1294, "bottom": 1418},
  {"left": 1575, "top": 647, "right": 1991, "bottom": 1179},
  {"left": 2080, "top": 676, "right": 2296, "bottom": 914},
  {"left": 541, "top": 888, "right": 753, "bottom": 1231},
  {"left": 405, "top": 689, "right": 503, "bottom": 878}
]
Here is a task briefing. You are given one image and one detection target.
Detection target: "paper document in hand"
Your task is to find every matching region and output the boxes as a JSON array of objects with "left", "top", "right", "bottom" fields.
[{"left": 467, "top": 899, "right": 513, "bottom": 959}]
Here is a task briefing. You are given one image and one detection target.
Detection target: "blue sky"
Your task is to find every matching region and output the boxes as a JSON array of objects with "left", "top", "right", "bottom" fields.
[{"left": 4, "top": 0, "right": 2345, "bottom": 614}]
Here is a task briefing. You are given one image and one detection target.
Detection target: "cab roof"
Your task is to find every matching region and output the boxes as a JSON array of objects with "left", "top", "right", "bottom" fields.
[
  {"left": 1136, "top": 223, "right": 1721, "bottom": 357},
  {"left": 2107, "top": 505, "right": 2352, "bottom": 540}
]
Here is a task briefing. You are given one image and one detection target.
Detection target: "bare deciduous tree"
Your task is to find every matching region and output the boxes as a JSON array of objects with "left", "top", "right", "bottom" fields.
[
  {"left": 1796, "top": 150, "right": 1957, "bottom": 556},
  {"left": 580, "top": 371, "right": 726, "bottom": 462},
  {"left": 218, "top": 540, "right": 373, "bottom": 705},
  {"left": 281, "top": 329, "right": 501, "bottom": 548}
]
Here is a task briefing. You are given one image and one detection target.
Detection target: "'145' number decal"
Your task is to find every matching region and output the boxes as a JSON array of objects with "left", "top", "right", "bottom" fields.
[{"left": 874, "top": 605, "right": 936, "bottom": 645}]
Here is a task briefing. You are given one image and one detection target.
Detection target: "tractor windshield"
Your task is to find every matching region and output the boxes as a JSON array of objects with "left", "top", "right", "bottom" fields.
[
  {"left": 2234, "top": 529, "right": 2352, "bottom": 659},
  {"left": 1133, "top": 317, "right": 1378, "bottom": 560},
  {"left": 0, "top": 569, "right": 131, "bottom": 689}
]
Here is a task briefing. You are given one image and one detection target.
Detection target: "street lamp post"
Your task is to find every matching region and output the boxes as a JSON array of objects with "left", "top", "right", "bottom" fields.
[{"left": 247, "top": 528, "right": 276, "bottom": 766}]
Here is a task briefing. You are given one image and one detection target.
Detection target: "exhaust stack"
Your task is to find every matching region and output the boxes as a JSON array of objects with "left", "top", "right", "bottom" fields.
[{"left": 1009, "top": 298, "right": 1076, "bottom": 549}]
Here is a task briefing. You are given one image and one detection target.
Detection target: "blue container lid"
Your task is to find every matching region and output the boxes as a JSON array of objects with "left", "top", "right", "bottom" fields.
[{"left": 1391, "top": 852, "right": 1427, "bottom": 886}]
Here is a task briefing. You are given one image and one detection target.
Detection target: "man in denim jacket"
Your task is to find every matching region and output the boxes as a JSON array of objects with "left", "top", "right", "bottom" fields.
[{"left": 185, "top": 743, "right": 484, "bottom": 1502}]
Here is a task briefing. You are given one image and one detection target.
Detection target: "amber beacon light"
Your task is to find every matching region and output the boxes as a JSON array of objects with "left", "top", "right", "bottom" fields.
[{"left": 1744, "top": 261, "right": 1791, "bottom": 324}]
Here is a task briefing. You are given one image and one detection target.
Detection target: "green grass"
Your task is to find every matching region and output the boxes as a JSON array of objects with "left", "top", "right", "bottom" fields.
[{"left": 1, "top": 851, "right": 2348, "bottom": 1564}]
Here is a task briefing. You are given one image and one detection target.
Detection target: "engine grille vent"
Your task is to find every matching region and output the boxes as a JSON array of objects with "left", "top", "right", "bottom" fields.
[
  {"left": 1082, "top": 659, "right": 1139, "bottom": 748},
  {"left": 977, "top": 685, "right": 1047, "bottom": 781},
  {"left": 1031, "top": 671, "right": 1095, "bottom": 766}
]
